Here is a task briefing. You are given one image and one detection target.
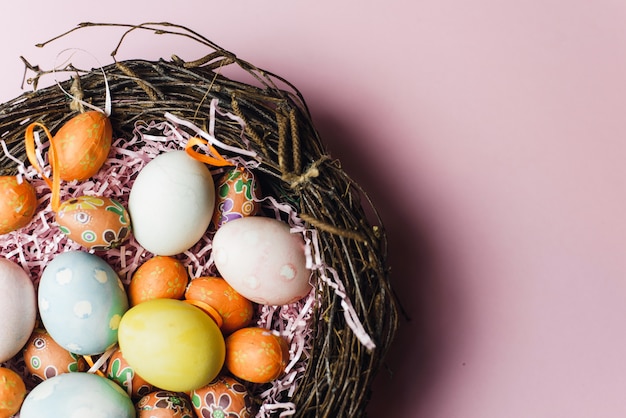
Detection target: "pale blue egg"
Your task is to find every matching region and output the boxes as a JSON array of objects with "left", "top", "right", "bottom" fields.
[
  {"left": 38, "top": 251, "right": 129, "bottom": 355},
  {"left": 20, "top": 372, "right": 135, "bottom": 417}
]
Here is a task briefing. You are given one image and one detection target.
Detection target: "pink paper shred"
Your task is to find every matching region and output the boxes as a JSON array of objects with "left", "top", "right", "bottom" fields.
[{"left": 0, "top": 107, "right": 374, "bottom": 417}]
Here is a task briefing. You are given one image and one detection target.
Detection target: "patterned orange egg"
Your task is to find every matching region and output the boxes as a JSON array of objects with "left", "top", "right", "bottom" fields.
[
  {"left": 190, "top": 375, "right": 253, "bottom": 418},
  {"left": 224, "top": 327, "right": 289, "bottom": 384},
  {"left": 106, "top": 347, "right": 154, "bottom": 399},
  {"left": 55, "top": 195, "right": 131, "bottom": 251},
  {"left": 0, "top": 176, "right": 38, "bottom": 235},
  {"left": 185, "top": 276, "right": 253, "bottom": 334},
  {"left": 53, "top": 110, "right": 112, "bottom": 181},
  {"left": 128, "top": 256, "right": 188, "bottom": 306},
  {"left": 136, "top": 390, "right": 194, "bottom": 418},
  {"left": 212, "top": 167, "right": 261, "bottom": 229},
  {"left": 0, "top": 366, "right": 26, "bottom": 417},
  {"left": 23, "top": 329, "right": 87, "bottom": 381}
]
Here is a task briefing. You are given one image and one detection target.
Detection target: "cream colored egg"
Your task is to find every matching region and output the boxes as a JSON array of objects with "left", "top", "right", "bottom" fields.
[
  {"left": 212, "top": 216, "right": 311, "bottom": 305},
  {"left": 0, "top": 258, "right": 37, "bottom": 362}
]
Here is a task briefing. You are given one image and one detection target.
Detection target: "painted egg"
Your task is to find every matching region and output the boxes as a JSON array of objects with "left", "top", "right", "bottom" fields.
[
  {"left": 185, "top": 276, "right": 253, "bottom": 334},
  {"left": 38, "top": 251, "right": 129, "bottom": 355},
  {"left": 191, "top": 375, "right": 253, "bottom": 418},
  {"left": 0, "top": 367, "right": 26, "bottom": 418},
  {"left": 23, "top": 329, "right": 88, "bottom": 381},
  {"left": 128, "top": 256, "right": 188, "bottom": 306},
  {"left": 224, "top": 327, "right": 289, "bottom": 384},
  {"left": 118, "top": 298, "right": 225, "bottom": 392},
  {"left": 0, "top": 176, "right": 38, "bottom": 235},
  {"left": 19, "top": 372, "right": 135, "bottom": 418},
  {"left": 128, "top": 150, "right": 215, "bottom": 256},
  {"left": 106, "top": 347, "right": 154, "bottom": 399},
  {"left": 212, "top": 167, "right": 261, "bottom": 229},
  {"left": 0, "top": 257, "right": 36, "bottom": 363},
  {"left": 212, "top": 216, "right": 312, "bottom": 305},
  {"left": 56, "top": 195, "right": 132, "bottom": 251},
  {"left": 136, "top": 390, "right": 194, "bottom": 418},
  {"left": 52, "top": 110, "right": 112, "bottom": 181}
]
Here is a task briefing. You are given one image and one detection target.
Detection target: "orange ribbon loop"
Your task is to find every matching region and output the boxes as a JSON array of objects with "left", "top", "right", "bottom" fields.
[
  {"left": 185, "top": 136, "right": 234, "bottom": 167},
  {"left": 25, "top": 122, "right": 62, "bottom": 212}
]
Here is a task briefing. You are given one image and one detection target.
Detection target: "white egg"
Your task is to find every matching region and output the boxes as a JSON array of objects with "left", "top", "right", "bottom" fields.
[
  {"left": 212, "top": 216, "right": 312, "bottom": 305},
  {"left": 0, "top": 257, "right": 36, "bottom": 362},
  {"left": 128, "top": 151, "right": 216, "bottom": 256}
]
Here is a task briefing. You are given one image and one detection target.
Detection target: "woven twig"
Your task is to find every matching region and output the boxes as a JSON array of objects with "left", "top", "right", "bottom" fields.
[{"left": 0, "top": 22, "right": 398, "bottom": 417}]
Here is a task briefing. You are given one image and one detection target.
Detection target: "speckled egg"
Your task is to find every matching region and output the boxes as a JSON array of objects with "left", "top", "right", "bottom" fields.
[
  {"left": 106, "top": 347, "right": 154, "bottom": 399},
  {"left": 19, "top": 372, "right": 135, "bottom": 418},
  {"left": 23, "top": 329, "right": 87, "bottom": 381},
  {"left": 212, "top": 216, "right": 312, "bottom": 305},
  {"left": 128, "top": 256, "right": 188, "bottom": 306},
  {"left": 56, "top": 195, "right": 132, "bottom": 251},
  {"left": 136, "top": 390, "right": 194, "bottom": 418},
  {"left": 212, "top": 167, "right": 261, "bottom": 229},
  {"left": 38, "top": 251, "right": 129, "bottom": 355},
  {"left": 190, "top": 375, "right": 253, "bottom": 418},
  {"left": 0, "top": 366, "right": 27, "bottom": 418}
]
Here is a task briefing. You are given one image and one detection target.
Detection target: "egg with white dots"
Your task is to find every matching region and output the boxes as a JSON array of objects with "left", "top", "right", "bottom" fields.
[
  {"left": 212, "top": 216, "right": 312, "bottom": 305},
  {"left": 38, "top": 251, "right": 129, "bottom": 355}
]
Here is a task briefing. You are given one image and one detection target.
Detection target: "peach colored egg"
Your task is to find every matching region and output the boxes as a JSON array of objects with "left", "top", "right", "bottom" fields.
[
  {"left": 224, "top": 327, "right": 289, "bottom": 384},
  {"left": 0, "top": 367, "right": 26, "bottom": 417},
  {"left": 23, "top": 329, "right": 87, "bottom": 381},
  {"left": 56, "top": 195, "right": 131, "bottom": 251},
  {"left": 0, "top": 176, "right": 37, "bottom": 235},
  {"left": 190, "top": 375, "right": 253, "bottom": 418},
  {"left": 212, "top": 167, "right": 261, "bottom": 229},
  {"left": 136, "top": 390, "right": 194, "bottom": 418},
  {"left": 128, "top": 256, "right": 188, "bottom": 306},
  {"left": 53, "top": 110, "right": 112, "bottom": 181},
  {"left": 106, "top": 347, "right": 154, "bottom": 399},
  {"left": 185, "top": 276, "right": 253, "bottom": 334}
]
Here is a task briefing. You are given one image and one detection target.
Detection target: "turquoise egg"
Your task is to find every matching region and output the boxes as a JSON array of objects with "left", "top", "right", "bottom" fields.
[
  {"left": 20, "top": 372, "right": 135, "bottom": 417},
  {"left": 38, "top": 251, "right": 129, "bottom": 355}
]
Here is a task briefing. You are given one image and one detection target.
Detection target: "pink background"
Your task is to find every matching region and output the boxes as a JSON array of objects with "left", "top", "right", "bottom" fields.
[{"left": 3, "top": 1, "right": 626, "bottom": 416}]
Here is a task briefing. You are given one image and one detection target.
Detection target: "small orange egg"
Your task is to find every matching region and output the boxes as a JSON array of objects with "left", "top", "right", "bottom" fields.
[
  {"left": 0, "top": 176, "right": 37, "bottom": 235},
  {"left": 128, "top": 256, "right": 188, "bottom": 306},
  {"left": 23, "top": 329, "right": 87, "bottom": 381},
  {"left": 53, "top": 110, "right": 112, "bottom": 181},
  {"left": 106, "top": 347, "right": 154, "bottom": 399},
  {"left": 56, "top": 195, "right": 132, "bottom": 251},
  {"left": 224, "top": 327, "right": 289, "bottom": 384},
  {"left": 190, "top": 375, "right": 253, "bottom": 418},
  {"left": 0, "top": 366, "right": 26, "bottom": 417},
  {"left": 185, "top": 276, "right": 253, "bottom": 334}
]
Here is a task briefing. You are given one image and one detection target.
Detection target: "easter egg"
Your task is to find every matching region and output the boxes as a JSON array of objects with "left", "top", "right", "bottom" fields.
[
  {"left": 106, "top": 347, "right": 154, "bottom": 399},
  {"left": 136, "top": 391, "right": 194, "bottom": 418},
  {"left": 185, "top": 276, "right": 253, "bottom": 334},
  {"left": 224, "top": 327, "right": 289, "bottom": 384},
  {"left": 19, "top": 372, "right": 135, "bottom": 418},
  {"left": 23, "top": 329, "right": 88, "bottom": 381},
  {"left": 190, "top": 376, "right": 253, "bottom": 418},
  {"left": 0, "top": 367, "right": 26, "bottom": 417},
  {"left": 0, "top": 257, "right": 37, "bottom": 363},
  {"left": 118, "top": 298, "right": 225, "bottom": 392},
  {"left": 52, "top": 110, "right": 112, "bottom": 181},
  {"left": 56, "top": 195, "right": 132, "bottom": 251},
  {"left": 128, "top": 150, "right": 215, "bottom": 256},
  {"left": 38, "top": 251, "right": 129, "bottom": 355},
  {"left": 0, "top": 176, "right": 38, "bottom": 235},
  {"left": 212, "top": 167, "right": 261, "bottom": 228},
  {"left": 212, "top": 216, "right": 312, "bottom": 305},
  {"left": 128, "top": 256, "right": 188, "bottom": 306}
]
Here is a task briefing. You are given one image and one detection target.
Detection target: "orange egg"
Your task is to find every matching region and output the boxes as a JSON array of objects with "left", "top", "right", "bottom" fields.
[
  {"left": 0, "top": 366, "right": 26, "bottom": 417},
  {"left": 128, "top": 256, "right": 189, "bottom": 306},
  {"left": 224, "top": 327, "right": 289, "bottom": 384},
  {"left": 211, "top": 167, "right": 261, "bottom": 229},
  {"left": 106, "top": 347, "right": 154, "bottom": 399},
  {"left": 0, "top": 176, "right": 37, "bottom": 235},
  {"left": 185, "top": 276, "right": 253, "bottom": 334},
  {"left": 136, "top": 390, "right": 194, "bottom": 418},
  {"left": 56, "top": 195, "right": 132, "bottom": 251},
  {"left": 190, "top": 375, "right": 253, "bottom": 418},
  {"left": 53, "top": 110, "right": 112, "bottom": 181},
  {"left": 23, "top": 329, "right": 87, "bottom": 381}
]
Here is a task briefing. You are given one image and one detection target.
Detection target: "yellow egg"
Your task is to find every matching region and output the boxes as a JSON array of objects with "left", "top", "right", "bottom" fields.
[
  {"left": 118, "top": 299, "right": 225, "bottom": 392},
  {"left": 0, "top": 176, "right": 37, "bottom": 235}
]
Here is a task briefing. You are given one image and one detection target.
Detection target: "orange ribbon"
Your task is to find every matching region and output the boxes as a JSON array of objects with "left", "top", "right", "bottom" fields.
[
  {"left": 185, "top": 136, "right": 234, "bottom": 167},
  {"left": 25, "top": 122, "right": 62, "bottom": 212}
]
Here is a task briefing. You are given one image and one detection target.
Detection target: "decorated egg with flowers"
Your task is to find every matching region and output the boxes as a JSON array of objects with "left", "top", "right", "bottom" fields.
[
  {"left": 212, "top": 166, "right": 261, "bottom": 229},
  {"left": 191, "top": 375, "right": 253, "bottom": 418},
  {"left": 106, "top": 347, "right": 154, "bottom": 399},
  {"left": 23, "top": 328, "right": 88, "bottom": 381},
  {"left": 136, "top": 390, "right": 194, "bottom": 418},
  {"left": 128, "top": 256, "right": 188, "bottom": 306}
]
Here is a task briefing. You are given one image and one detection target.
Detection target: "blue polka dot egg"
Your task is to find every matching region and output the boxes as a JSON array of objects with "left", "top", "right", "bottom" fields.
[{"left": 38, "top": 251, "right": 129, "bottom": 355}]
